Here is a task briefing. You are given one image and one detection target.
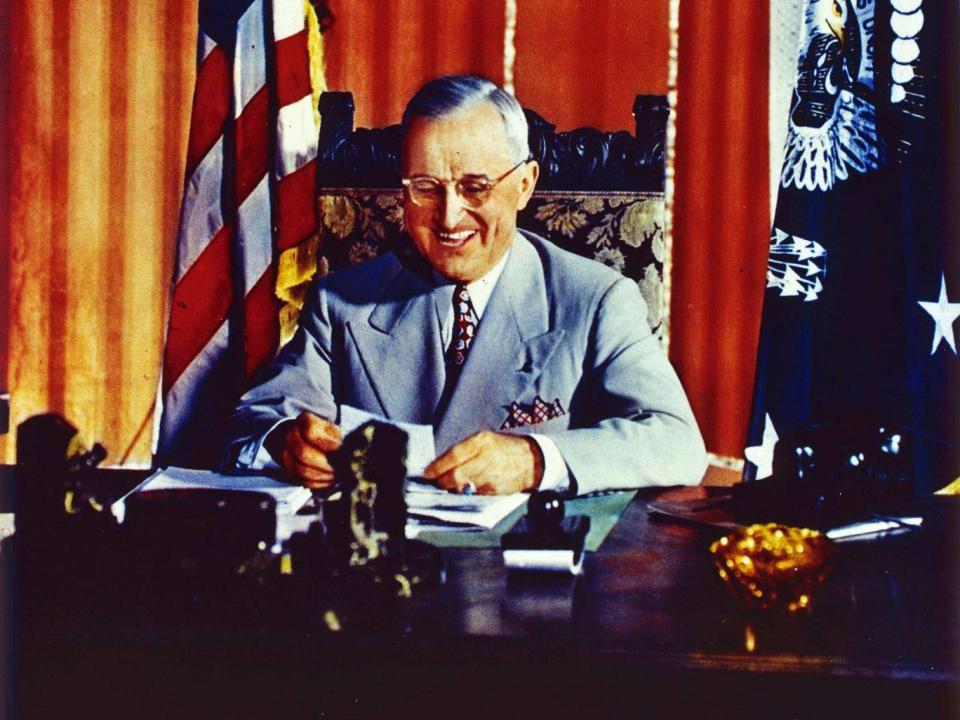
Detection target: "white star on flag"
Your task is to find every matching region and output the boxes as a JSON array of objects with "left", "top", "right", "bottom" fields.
[
  {"left": 917, "top": 273, "right": 960, "bottom": 355},
  {"left": 744, "top": 413, "right": 779, "bottom": 479}
]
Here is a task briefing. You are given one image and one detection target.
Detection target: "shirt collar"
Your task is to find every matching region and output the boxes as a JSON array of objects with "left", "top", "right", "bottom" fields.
[{"left": 433, "top": 245, "right": 511, "bottom": 320}]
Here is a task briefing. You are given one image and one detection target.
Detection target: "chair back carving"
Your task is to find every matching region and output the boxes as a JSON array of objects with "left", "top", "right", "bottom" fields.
[{"left": 316, "top": 91, "right": 667, "bottom": 191}]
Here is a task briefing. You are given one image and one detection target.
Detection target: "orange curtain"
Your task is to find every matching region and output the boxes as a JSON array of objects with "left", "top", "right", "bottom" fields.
[
  {"left": 514, "top": 0, "right": 669, "bottom": 132},
  {"left": 3, "top": 0, "right": 197, "bottom": 463},
  {"left": 322, "top": 0, "right": 669, "bottom": 132},
  {"left": 671, "top": 0, "right": 770, "bottom": 458},
  {"left": 323, "top": 0, "right": 507, "bottom": 129}
]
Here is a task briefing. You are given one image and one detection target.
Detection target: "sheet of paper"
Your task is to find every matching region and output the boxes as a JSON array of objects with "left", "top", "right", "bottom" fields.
[
  {"left": 110, "top": 466, "right": 312, "bottom": 524},
  {"left": 339, "top": 405, "right": 437, "bottom": 476},
  {"left": 404, "top": 479, "right": 527, "bottom": 531},
  {"left": 405, "top": 517, "right": 487, "bottom": 535},
  {"left": 502, "top": 548, "right": 585, "bottom": 574},
  {"left": 825, "top": 516, "right": 923, "bottom": 541}
]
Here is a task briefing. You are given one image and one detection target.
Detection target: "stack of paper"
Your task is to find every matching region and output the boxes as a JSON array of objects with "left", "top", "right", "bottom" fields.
[
  {"left": 110, "top": 467, "right": 313, "bottom": 525},
  {"left": 338, "top": 406, "right": 528, "bottom": 536},
  {"left": 112, "top": 467, "right": 525, "bottom": 544},
  {"left": 405, "top": 480, "right": 527, "bottom": 537}
]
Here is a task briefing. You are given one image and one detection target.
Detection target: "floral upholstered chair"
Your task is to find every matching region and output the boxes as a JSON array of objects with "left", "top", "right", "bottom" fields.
[{"left": 276, "top": 92, "right": 669, "bottom": 348}]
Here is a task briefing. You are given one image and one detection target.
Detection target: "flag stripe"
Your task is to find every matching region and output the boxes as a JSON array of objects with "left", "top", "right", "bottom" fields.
[
  {"left": 275, "top": 93, "right": 318, "bottom": 176},
  {"left": 275, "top": 158, "right": 317, "bottom": 251},
  {"left": 234, "top": 0, "right": 267, "bottom": 115},
  {"left": 159, "top": 319, "right": 232, "bottom": 459},
  {"left": 176, "top": 136, "right": 225, "bottom": 282},
  {"left": 271, "top": 0, "right": 304, "bottom": 41},
  {"left": 274, "top": 30, "right": 312, "bottom": 107},
  {"left": 185, "top": 43, "right": 230, "bottom": 179},
  {"left": 163, "top": 319, "right": 229, "bottom": 420},
  {"left": 244, "top": 267, "right": 280, "bottom": 377},
  {"left": 198, "top": 0, "right": 258, "bottom": 47},
  {"left": 237, "top": 175, "right": 273, "bottom": 292},
  {"left": 199, "top": 31, "right": 217, "bottom": 63},
  {"left": 163, "top": 222, "right": 234, "bottom": 393},
  {"left": 233, "top": 84, "right": 270, "bottom": 205}
]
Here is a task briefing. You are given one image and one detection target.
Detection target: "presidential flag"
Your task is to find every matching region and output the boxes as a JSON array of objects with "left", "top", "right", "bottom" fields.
[
  {"left": 745, "top": 0, "right": 959, "bottom": 494},
  {"left": 156, "top": 0, "right": 327, "bottom": 467}
]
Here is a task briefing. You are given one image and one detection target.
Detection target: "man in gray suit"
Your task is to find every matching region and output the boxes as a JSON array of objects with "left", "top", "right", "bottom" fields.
[{"left": 224, "top": 75, "right": 706, "bottom": 496}]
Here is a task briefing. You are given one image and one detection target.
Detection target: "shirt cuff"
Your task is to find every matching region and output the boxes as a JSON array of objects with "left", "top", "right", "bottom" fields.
[
  {"left": 233, "top": 420, "right": 288, "bottom": 471},
  {"left": 529, "top": 434, "right": 572, "bottom": 494}
]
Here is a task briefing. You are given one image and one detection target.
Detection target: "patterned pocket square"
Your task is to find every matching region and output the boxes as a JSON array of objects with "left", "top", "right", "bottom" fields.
[{"left": 500, "top": 395, "right": 566, "bottom": 429}]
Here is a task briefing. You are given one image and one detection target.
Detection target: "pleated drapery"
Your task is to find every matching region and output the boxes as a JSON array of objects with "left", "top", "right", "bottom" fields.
[
  {"left": 671, "top": 0, "right": 770, "bottom": 459},
  {"left": 4, "top": 0, "right": 196, "bottom": 463}
]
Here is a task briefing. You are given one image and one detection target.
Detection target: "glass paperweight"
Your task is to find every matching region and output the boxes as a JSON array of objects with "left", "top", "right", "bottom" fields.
[{"left": 710, "top": 523, "right": 836, "bottom": 612}]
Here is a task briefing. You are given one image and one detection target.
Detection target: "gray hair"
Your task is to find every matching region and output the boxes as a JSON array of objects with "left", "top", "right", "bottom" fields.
[{"left": 401, "top": 75, "right": 530, "bottom": 164}]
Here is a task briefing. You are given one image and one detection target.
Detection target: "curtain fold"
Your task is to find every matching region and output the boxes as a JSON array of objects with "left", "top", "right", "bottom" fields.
[
  {"left": 514, "top": 0, "right": 669, "bottom": 132},
  {"left": 3, "top": 0, "right": 196, "bottom": 463},
  {"left": 671, "top": 0, "right": 770, "bottom": 458},
  {"left": 323, "top": 0, "right": 507, "bottom": 130}
]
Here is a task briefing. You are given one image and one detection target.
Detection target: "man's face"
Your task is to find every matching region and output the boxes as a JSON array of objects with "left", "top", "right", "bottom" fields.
[{"left": 402, "top": 101, "right": 539, "bottom": 283}]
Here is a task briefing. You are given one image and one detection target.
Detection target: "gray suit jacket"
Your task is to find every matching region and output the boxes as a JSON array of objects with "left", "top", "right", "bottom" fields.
[{"left": 224, "top": 231, "right": 706, "bottom": 494}]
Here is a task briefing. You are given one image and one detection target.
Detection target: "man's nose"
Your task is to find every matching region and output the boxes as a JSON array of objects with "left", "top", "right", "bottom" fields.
[{"left": 438, "top": 184, "right": 467, "bottom": 228}]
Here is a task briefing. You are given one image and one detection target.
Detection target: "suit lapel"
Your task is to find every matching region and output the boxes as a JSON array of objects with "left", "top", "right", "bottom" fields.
[
  {"left": 435, "top": 235, "right": 565, "bottom": 453},
  {"left": 347, "top": 262, "right": 446, "bottom": 425}
]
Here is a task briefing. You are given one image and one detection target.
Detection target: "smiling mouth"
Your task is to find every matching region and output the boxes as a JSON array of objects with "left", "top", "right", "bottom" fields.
[{"left": 434, "top": 228, "right": 477, "bottom": 248}]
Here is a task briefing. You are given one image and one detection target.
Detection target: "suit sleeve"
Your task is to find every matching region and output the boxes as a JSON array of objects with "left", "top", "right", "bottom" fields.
[
  {"left": 220, "top": 282, "right": 340, "bottom": 469},
  {"left": 550, "top": 277, "right": 708, "bottom": 493}
]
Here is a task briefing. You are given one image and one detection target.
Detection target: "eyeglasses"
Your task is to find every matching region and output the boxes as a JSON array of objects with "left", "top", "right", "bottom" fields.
[{"left": 401, "top": 158, "right": 530, "bottom": 208}]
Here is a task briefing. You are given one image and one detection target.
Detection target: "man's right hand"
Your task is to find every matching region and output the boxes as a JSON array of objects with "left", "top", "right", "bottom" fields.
[{"left": 268, "top": 412, "right": 343, "bottom": 489}]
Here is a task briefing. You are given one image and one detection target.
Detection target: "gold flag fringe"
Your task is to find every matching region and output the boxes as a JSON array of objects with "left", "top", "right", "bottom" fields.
[{"left": 275, "top": 0, "right": 329, "bottom": 346}]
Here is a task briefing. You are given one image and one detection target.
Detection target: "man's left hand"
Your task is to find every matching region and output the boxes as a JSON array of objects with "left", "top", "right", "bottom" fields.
[{"left": 423, "top": 431, "right": 543, "bottom": 495}]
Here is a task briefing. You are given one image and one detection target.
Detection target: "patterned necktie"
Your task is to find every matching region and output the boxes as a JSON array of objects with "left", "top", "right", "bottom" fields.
[
  {"left": 435, "top": 284, "right": 478, "bottom": 421},
  {"left": 448, "top": 284, "right": 478, "bottom": 367}
]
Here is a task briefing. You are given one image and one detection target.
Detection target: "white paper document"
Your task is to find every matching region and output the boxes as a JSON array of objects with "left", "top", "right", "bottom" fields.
[
  {"left": 825, "top": 516, "right": 923, "bottom": 541},
  {"left": 112, "top": 466, "right": 523, "bottom": 544},
  {"left": 339, "top": 405, "right": 437, "bottom": 477},
  {"left": 404, "top": 479, "right": 527, "bottom": 535},
  {"left": 502, "top": 548, "right": 585, "bottom": 574},
  {"left": 110, "top": 466, "right": 312, "bottom": 524}
]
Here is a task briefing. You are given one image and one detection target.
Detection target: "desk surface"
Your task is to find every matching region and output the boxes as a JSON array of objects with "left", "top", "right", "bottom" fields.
[{"left": 4, "top": 468, "right": 959, "bottom": 718}]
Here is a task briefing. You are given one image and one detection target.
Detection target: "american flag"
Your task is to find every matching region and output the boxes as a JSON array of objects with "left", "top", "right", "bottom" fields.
[{"left": 156, "top": 0, "right": 321, "bottom": 467}]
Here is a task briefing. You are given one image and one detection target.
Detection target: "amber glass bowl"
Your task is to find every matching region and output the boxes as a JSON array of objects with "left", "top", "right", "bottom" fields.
[{"left": 710, "top": 524, "right": 836, "bottom": 612}]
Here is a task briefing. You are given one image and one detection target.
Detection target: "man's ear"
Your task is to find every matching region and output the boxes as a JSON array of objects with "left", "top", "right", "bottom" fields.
[{"left": 516, "top": 160, "right": 539, "bottom": 210}]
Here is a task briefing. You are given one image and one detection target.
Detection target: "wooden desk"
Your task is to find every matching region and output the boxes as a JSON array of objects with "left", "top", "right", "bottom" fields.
[{"left": 4, "top": 469, "right": 958, "bottom": 718}]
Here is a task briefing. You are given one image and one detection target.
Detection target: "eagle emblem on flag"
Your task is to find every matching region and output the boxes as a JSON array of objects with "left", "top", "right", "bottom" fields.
[{"left": 780, "top": 0, "right": 883, "bottom": 191}]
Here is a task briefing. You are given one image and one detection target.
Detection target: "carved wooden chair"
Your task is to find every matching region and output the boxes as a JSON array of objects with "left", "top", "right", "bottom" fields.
[{"left": 276, "top": 92, "right": 669, "bottom": 347}]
